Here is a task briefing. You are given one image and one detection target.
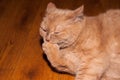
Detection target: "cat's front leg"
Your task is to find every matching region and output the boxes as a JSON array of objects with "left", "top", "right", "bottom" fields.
[
  {"left": 42, "top": 42, "right": 68, "bottom": 71},
  {"left": 75, "top": 55, "right": 109, "bottom": 80}
]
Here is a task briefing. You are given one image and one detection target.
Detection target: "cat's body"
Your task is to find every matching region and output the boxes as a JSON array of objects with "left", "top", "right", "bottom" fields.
[{"left": 40, "top": 3, "right": 120, "bottom": 80}]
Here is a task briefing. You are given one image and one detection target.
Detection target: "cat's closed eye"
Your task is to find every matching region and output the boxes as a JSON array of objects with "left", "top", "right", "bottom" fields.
[
  {"left": 54, "top": 32, "right": 60, "bottom": 34},
  {"left": 40, "top": 27, "right": 47, "bottom": 32}
]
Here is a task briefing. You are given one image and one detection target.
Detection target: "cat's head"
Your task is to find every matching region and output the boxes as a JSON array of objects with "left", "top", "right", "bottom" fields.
[{"left": 40, "top": 2, "right": 85, "bottom": 48}]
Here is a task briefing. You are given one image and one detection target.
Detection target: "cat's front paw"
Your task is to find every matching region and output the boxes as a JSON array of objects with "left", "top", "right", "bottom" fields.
[
  {"left": 42, "top": 42, "right": 61, "bottom": 65},
  {"left": 42, "top": 42, "right": 59, "bottom": 55}
]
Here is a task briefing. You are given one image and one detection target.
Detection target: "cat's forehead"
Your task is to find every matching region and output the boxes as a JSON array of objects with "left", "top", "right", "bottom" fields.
[
  {"left": 50, "top": 9, "right": 72, "bottom": 15},
  {"left": 43, "top": 9, "right": 72, "bottom": 26},
  {"left": 46, "top": 9, "right": 71, "bottom": 20}
]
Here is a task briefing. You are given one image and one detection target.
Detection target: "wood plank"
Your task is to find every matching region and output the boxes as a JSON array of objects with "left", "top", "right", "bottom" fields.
[{"left": 0, "top": 0, "right": 120, "bottom": 80}]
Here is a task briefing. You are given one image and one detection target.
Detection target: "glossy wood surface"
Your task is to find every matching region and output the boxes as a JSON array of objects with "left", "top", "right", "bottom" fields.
[{"left": 0, "top": 0, "right": 119, "bottom": 80}]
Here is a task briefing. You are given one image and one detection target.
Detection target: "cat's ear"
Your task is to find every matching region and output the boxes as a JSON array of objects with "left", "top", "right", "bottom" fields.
[
  {"left": 46, "top": 2, "right": 56, "bottom": 13},
  {"left": 74, "top": 5, "right": 84, "bottom": 15},
  {"left": 72, "top": 5, "right": 84, "bottom": 22}
]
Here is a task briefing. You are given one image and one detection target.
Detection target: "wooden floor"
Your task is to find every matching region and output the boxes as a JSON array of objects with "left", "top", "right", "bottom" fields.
[{"left": 0, "top": 0, "right": 120, "bottom": 80}]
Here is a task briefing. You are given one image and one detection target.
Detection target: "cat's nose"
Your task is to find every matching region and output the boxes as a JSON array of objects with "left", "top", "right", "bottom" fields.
[
  {"left": 46, "top": 38, "right": 50, "bottom": 42},
  {"left": 46, "top": 35, "right": 50, "bottom": 42}
]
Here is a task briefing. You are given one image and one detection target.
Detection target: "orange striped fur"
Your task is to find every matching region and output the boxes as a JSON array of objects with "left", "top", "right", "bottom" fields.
[{"left": 40, "top": 2, "right": 120, "bottom": 80}]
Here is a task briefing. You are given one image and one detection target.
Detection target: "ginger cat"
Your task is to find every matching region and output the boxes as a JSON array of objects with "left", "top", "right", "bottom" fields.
[{"left": 40, "top": 2, "right": 120, "bottom": 80}]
